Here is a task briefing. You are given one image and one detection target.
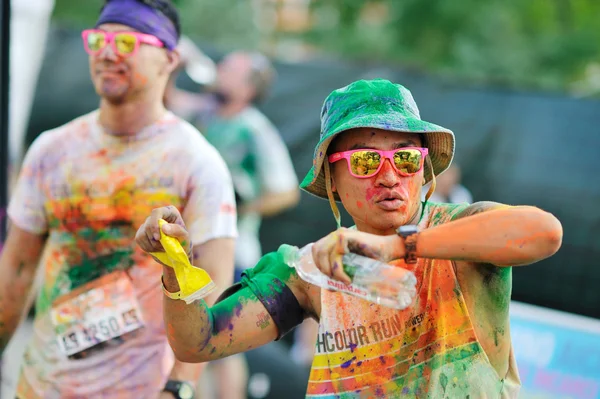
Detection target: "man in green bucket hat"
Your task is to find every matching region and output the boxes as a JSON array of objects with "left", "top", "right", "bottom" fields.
[{"left": 136, "top": 79, "right": 563, "bottom": 398}]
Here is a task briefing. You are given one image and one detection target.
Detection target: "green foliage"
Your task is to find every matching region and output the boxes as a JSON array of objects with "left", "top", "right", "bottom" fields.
[
  {"left": 174, "top": 0, "right": 260, "bottom": 49},
  {"left": 50, "top": 0, "right": 600, "bottom": 94},
  {"left": 52, "top": 0, "right": 104, "bottom": 27},
  {"left": 306, "top": 0, "right": 600, "bottom": 93}
]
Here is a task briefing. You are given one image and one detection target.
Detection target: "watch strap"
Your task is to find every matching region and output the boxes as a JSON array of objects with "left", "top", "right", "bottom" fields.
[
  {"left": 164, "top": 380, "right": 181, "bottom": 399},
  {"left": 397, "top": 225, "right": 419, "bottom": 264},
  {"left": 164, "top": 380, "right": 195, "bottom": 399},
  {"left": 404, "top": 233, "right": 418, "bottom": 264}
]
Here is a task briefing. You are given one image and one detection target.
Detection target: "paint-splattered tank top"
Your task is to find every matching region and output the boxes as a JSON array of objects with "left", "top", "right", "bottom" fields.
[{"left": 306, "top": 202, "right": 521, "bottom": 398}]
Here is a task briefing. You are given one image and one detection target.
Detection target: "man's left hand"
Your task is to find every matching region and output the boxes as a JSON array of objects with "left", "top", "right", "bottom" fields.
[{"left": 311, "top": 228, "right": 400, "bottom": 284}]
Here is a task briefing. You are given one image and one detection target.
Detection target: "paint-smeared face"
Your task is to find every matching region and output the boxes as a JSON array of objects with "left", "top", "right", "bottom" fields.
[
  {"left": 90, "top": 23, "right": 173, "bottom": 104},
  {"left": 329, "top": 128, "right": 424, "bottom": 235}
]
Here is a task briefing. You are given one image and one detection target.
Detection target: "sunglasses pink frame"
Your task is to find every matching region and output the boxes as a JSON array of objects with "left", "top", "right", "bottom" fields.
[
  {"left": 328, "top": 147, "right": 429, "bottom": 178},
  {"left": 81, "top": 29, "right": 164, "bottom": 57}
]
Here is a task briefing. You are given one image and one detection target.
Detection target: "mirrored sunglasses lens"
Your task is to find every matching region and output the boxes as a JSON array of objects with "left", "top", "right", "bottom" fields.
[
  {"left": 350, "top": 151, "right": 381, "bottom": 176},
  {"left": 87, "top": 32, "right": 106, "bottom": 52},
  {"left": 393, "top": 149, "right": 422, "bottom": 173},
  {"left": 115, "top": 34, "right": 137, "bottom": 54}
]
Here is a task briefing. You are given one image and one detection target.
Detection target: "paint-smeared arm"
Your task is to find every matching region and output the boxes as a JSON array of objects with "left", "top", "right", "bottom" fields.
[
  {"left": 238, "top": 189, "right": 300, "bottom": 218},
  {"left": 1, "top": 134, "right": 50, "bottom": 354},
  {"left": 136, "top": 207, "right": 311, "bottom": 363},
  {"left": 164, "top": 282, "right": 281, "bottom": 363},
  {"left": 410, "top": 201, "right": 563, "bottom": 267},
  {"left": 165, "top": 237, "right": 236, "bottom": 383},
  {"left": 311, "top": 202, "right": 562, "bottom": 283},
  {"left": 0, "top": 223, "right": 46, "bottom": 354},
  {"left": 162, "top": 249, "right": 310, "bottom": 363}
]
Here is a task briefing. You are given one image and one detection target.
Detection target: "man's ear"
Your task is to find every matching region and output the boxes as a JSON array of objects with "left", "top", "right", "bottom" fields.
[
  {"left": 164, "top": 49, "right": 181, "bottom": 75},
  {"left": 330, "top": 174, "right": 337, "bottom": 193}
]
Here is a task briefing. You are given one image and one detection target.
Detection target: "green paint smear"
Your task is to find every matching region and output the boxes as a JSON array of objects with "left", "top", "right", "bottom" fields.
[
  {"left": 201, "top": 248, "right": 301, "bottom": 349},
  {"left": 203, "top": 250, "right": 294, "bottom": 336},
  {"left": 488, "top": 267, "right": 512, "bottom": 312},
  {"left": 440, "top": 372, "right": 448, "bottom": 393},
  {"left": 493, "top": 326, "right": 506, "bottom": 347},
  {"left": 67, "top": 250, "right": 134, "bottom": 286},
  {"left": 210, "top": 287, "right": 258, "bottom": 335},
  {"left": 377, "top": 342, "right": 484, "bottom": 395},
  {"left": 35, "top": 224, "right": 136, "bottom": 314},
  {"left": 245, "top": 247, "right": 298, "bottom": 285},
  {"left": 438, "top": 202, "right": 470, "bottom": 223}
]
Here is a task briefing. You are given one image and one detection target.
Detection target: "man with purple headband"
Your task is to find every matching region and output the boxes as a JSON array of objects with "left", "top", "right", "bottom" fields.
[{"left": 0, "top": 0, "right": 238, "bottom": 398}]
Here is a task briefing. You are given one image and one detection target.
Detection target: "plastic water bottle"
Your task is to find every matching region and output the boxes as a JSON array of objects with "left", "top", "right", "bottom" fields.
[{"left": 280, "top": 243, "right": 417, "bottom": 310}]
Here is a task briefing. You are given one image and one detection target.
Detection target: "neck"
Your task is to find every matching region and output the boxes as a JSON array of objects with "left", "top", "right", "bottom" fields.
[
  {"left": 218, "top": 100, "right": 248, "bottom": 118},
  {"left": 99, "top": 96, "right": 166, "bottom": 136},
  {"left": 407, "top": 202, "right": 423, "bottom": 225}
]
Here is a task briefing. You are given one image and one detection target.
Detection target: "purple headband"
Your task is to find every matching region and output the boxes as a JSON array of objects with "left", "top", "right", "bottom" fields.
[{"left": 95, "top": 0, "right": 178, "bottom": 50}]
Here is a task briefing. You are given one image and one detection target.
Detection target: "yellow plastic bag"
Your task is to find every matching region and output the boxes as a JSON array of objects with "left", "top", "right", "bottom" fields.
[{"left": 151, "top": 219, "right": 216, "bottom": 304}]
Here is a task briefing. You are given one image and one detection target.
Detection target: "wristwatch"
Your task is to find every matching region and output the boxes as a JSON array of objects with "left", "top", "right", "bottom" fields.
[
  {"left": 164, "top": 380, "right": 196, "bottom": 399},
  {"left": 396, "top": 225, "right": 419, "bottom": 264}
]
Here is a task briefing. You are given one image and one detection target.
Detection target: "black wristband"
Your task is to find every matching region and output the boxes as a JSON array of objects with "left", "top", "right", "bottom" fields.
[
  {"left": 260, "top": 278, "right": 304, "bottom": 340},
  {"left": 215, "top": 278, "right": 305, "bottom": 340},
  {"left": 243, "top": 276, "right": 305, "bottom": 340}
]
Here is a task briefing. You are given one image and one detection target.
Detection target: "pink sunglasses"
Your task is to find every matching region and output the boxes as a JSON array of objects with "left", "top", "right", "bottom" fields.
[
  {"left": 82, "top": 29, "right": 164, "bottom": 57},
  {"left": 328, "top": 147, "right": 429, "bottom": 178}
]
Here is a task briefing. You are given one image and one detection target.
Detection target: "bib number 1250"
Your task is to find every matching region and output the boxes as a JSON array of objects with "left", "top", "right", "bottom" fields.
[{"left": 59, "top": 307, "right": 143, "bottom": 356}]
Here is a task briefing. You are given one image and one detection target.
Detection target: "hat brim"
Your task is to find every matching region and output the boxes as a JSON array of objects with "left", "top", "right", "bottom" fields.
[{"left": 300, "top": 116, "right": 455, "bottom": 201}]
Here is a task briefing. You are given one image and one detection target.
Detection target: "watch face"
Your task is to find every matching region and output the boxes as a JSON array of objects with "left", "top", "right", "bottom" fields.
[
  {"left": 397, "top": 225, "right": 418, "bottom": 236},
  {"left": 178, "top": 383, "right": 195, "bottom": 399}
]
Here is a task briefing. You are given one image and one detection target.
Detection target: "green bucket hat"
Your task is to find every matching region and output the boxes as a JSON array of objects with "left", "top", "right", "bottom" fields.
[{"left": 300, "top": 79, "right": 455, "bottom": 201}]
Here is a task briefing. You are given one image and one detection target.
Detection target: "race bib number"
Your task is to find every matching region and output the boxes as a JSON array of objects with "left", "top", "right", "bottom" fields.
[{"left": 50, "top": 270, "right": 145, "bottom": 357}]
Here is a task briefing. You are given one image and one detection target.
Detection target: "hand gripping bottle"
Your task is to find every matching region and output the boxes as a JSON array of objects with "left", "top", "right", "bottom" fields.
[{"left": 280, "top": 243, "right": 417, "bottom": 310}]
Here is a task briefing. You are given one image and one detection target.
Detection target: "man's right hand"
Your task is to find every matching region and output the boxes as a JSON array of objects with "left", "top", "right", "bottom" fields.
[{"left": 135, "top": 205, "right": 193, "bottom": 265}]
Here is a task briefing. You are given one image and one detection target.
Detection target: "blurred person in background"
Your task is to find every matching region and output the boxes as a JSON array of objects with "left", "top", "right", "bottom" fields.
[
  {"left": 137, "top": 79, "right": 563, "bottom": 398},
  {"left": 165, "top": 44, "right": 301, "bottom": 398},
  {"left": 165, "top": 46, "right": 300, "bottom": 280},
  {"left": 422, "top": 163, "right": 473, "bottom": 204},
  {"left": 0, "top": 0, "right": 238, "bottom": 398}
]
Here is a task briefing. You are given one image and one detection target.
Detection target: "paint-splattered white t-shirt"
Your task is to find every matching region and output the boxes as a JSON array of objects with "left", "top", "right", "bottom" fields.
[{"left": 8, "top": 110, "right": 237, "bottom": 399}]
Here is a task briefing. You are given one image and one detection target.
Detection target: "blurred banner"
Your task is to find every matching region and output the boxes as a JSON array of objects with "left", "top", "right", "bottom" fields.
[
  {"left": 8, "top": 0, "right": 54, "bottom": 170},
  {"left": 511, "top": 301, "right": 600, "bottom": 399}
]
